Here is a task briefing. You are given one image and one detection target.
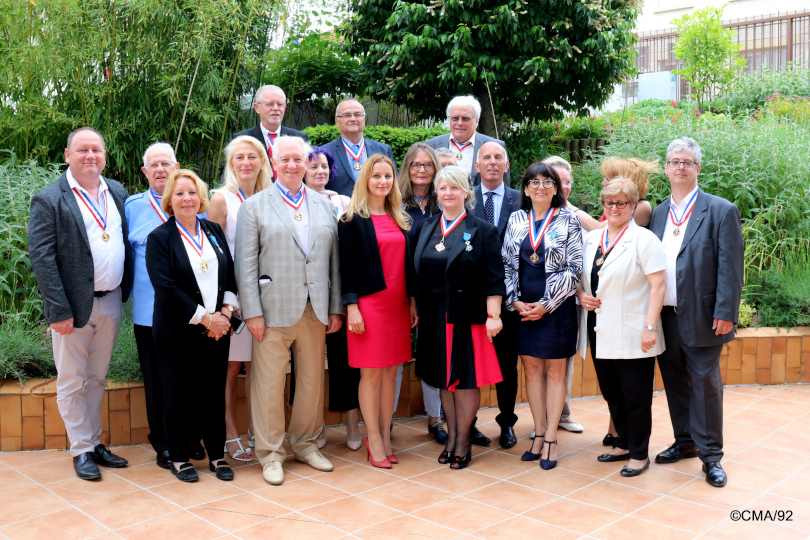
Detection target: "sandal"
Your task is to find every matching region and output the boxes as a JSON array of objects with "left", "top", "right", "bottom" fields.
[
  {"left": 224, "top": 438, "right": 253, "bottom": 462},
  {"left": 247, "top": 429, "right": 256, "bottom": 449}
]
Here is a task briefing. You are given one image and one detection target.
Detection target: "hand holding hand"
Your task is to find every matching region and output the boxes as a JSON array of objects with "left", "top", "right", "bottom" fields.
[
  {"left": 207, "top": 312, "right": 231, "bottom": 340},
  {"left": 50, "top": 317, "right": 75, "bottom": 336},
  {"left": 247, "top": 316, "right": 266, "bottom": 342},
  {"left": 518, "top": 301, "right": 548, "bottom": 321}
]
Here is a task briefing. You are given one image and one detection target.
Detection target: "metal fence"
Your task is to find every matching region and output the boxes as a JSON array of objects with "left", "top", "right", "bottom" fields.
[{"left": 622, "top": 9, "right": 810, "bottom": 103}]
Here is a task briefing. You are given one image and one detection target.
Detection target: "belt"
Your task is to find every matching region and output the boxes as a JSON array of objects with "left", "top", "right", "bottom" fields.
[
  {"left": 94, "top": 289, "right": 114, "bottom": 298},
  {"left": 663, "top": 305, "right": 677, "bottom": 313}
]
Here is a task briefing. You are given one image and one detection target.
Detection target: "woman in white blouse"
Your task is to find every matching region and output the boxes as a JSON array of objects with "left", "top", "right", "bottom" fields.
[
  {"left": 146, "top": 169, "right": 239, "bottom": 483},
  {"left": 576, "top": 177, "right": 666, "bottom": 478}
]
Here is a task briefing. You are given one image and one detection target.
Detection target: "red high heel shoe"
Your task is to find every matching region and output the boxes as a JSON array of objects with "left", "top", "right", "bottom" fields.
[
  {"left": 365, "top": 438, "right": 392, "bottom": 469},
  {"left": 386, "top": 454, "right": 398, "bottom": 464}
]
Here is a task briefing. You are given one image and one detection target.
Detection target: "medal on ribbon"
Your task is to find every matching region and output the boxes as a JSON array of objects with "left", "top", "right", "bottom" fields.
[
  {"left": 451, "top": 139, "right": 472, "bottom": 161},
  {"left": 148, "top": 188, "right": 168, "bottom": 223},
  {"left": 176, "top": 218, "right": 208, "bottom": 271},
  {"left": 596, "top": 222, "right": 630, "bottom": 266},
  {"left": 463, "top": 231, "right": 473, "bottom": 252},
  {"left": 74, "top": 187, "right": 110, "bottom": 241},
  {"left": 528, "top": 207, "right": 554, "bottom": 264},
  {"left": 668, "top": 189, "right": 699, "bottom": 236},
  {"left": 279, "top": 186, "right": 305, "bottom": 220},
  {"left": 436, "top": 210, "right": 466, "bottom": 252},
  {"left": 343, "top": 139, "right": 366, "bottom": 171}
]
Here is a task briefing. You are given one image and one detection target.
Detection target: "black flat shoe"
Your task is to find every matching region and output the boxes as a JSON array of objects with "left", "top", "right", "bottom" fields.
[
  {"left": 73, "top": 452, "right": 101, "bottom": 480},
  {"left": 602, "top": 433, "right": 617, "bottom": 446},
  {"left": 521, "top": 436, "right": 544, "bottom": 461},
  {"left": 621, "top": 458, "right": 650, "bottom": 477},
  {"left": 450, "top": 448, "right": 472, "bottom": 470},
  {"left": 470, "top": 418, "right": 491, "bottom": 446},
  {"left": 190, "top": 441, "right": 205, "bottom": 461},
  {"left": 702, "top": 461, "right": 727, "bottom": 487},
  {"left": 428, "top": 421, "right": 449, "bottom": 445},
  {"left": 438, "top": 448, "right": 454, "bottom": 464},
  {"left": 655, "top": 443, "right": 698, "bottom": 464},
  {"left": 209, "top": 461, "right": 234, "bottom": 481},
  {"left": 499, "top": 426, "right": 517, "bottom": 449},
  {"left": 540, "top": 440, "right": 558, "bottom": 470},
  {"left": 156, "top": 450, "right": 171, "bottom": 470},
  {"left": 598, "top": 452, "right": 631, "bottom": 463},
  {"left": 93, "top": 444, "right": 128, "bottom": 468},
  {"left": 171, "top": 462, "right": 198, "bottom": 482}
]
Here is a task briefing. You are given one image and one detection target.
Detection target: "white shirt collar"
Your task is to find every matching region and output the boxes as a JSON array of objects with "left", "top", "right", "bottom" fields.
[
  {"left": 260, "top": 123, "right": 281, "bottom": 141},
  {"left": 671, "top": 185, "right": 699, "bottom": 209},
  {"left": 66, "top": 169, "right": 109, "bottom": 195},
  {"left": 481, "top": 181, "right": 505, "bottom": 197},
  {"left": 450, "top": 131, "right": 476, "bottom": 148}
]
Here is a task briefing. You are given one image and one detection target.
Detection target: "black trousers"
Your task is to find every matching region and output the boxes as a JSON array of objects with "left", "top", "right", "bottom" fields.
[
  {"left": 325, "top": 326, "right": 360, "bottom": 411},
  {"left": 658, "top": 307, "right": 725, "bottom": 462},
  {"left": 133, "top": 325, "right": 166, "bottom": 454},
  {"left": 494, "top": 309, "right": 519, "bottom": 428},
  {"left": 155, "top": 329, "right": 229, "bottom": 462}
]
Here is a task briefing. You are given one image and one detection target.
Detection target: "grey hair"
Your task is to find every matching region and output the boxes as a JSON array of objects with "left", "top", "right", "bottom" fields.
[
  {"left": 446, "top": 95, "right": 482, "bottom": 121},
  {"left": 434, "top": 147, "right": 457, "bottom": 163},
  {"left": 273, "top": 135, "right": 313, "bottom": 159},
  {"left": 142, "top": 142, "right": 177, "bottom": 168},
  {"left": 666, "top": 137, "right": 702, "bottom": 164},
  {"left": 434, "top": 165, "right": 476, "bottom": 210},
  {"left": 476, "top": 141, "right": 508, "bottom": 163},
  {"left": 335, "top": 97, "right": 365, "bottom": 117},
  {"left": 67, "top": 127, "right": 105, "bottom": 151},
  {"left": 542, "top": 155, "right": 572, "bottom": 173},
  {"left": 254, "top": 85, "right": 286, "bottom": 103}
]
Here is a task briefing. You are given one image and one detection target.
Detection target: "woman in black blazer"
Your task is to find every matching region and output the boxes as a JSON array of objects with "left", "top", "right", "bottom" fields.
[
  {"left": 413, "top": 166, "right": 506, "bottom": 470},
  {"left": 146, "top": 169, "right": 238, "bottom": 483}
]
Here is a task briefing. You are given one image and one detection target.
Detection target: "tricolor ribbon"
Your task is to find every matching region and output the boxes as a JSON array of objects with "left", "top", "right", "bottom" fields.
[
  {"left": 342, "top": 139, "right": 366, "bottom": 167},
  {"left": 441, "top": 210, "right": 467, "bottom": 239},
  {"left": 669, "top": 189, "right": 699, "bottom": 228},
  {"left": 600, "top": 222, "right": 630, "bottom": 258},
  {"left": 450, "top": 139, "right": 473, "bottom": 154},
  {"left": 279, "top": 186, "right": 305, "bottom": 211},
  {"left": 237, "top": 188, "right": 248, "bottom": 203},
  {"left": 176, "top": 218, "right": 204, "bottom": 259},
  {"left": 528, "top": 207, "right": 555, "bottom": 252},
  {"left": 73, "top": 188, "right": 108, "bottom": 232},
  {"left": 148, "top": 188, "right": 168, "bottom": 223}
]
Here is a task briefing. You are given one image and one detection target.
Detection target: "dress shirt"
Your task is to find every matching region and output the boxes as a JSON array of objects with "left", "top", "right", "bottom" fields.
[
  {"left": 480, "top": 181, "right": 505, "bottom": 226},
  {"left": 66, "top": 170, "right": 125, "bottom": 292},
  {"left": 260, "top": 123, "right": 281, "bottom": 155},
  {"left": 450, "top": 132, "right": 476, "bottom": 177},
  {"left": 341, "top": 136, "right": 368, "bottom": 182},
  {"left": 662, "top": 185, "right": 699, "bottom": 306},
  {"left": 177, "top": 221, "right": 239, "bottom": 325},
  {"left": 125, "top": 189, "right": 167, "bottom": 326},
  {"left": 278, "top": 183, "right": 310, "bottom": 252}
]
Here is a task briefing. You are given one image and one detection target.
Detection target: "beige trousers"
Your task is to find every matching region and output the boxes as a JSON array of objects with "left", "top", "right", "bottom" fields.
[{"left": 251, "top": 302, "right": 326, "bottom": 465}]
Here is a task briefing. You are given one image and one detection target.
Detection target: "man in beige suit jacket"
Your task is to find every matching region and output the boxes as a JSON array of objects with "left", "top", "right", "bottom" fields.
[{"left": 235, "top": 136, "right": 343, "bottom": 485}]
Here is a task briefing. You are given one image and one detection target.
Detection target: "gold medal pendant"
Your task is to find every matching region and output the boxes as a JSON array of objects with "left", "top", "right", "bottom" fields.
[
  {"left": 294, "top": 212, "right": 303, "bottom": 221},
  {"left": 200, "top": 261, "right": 209, "bottom": 272},
  {"left": 353, "top": 162, "right": 362, "bottom": 171},
  {"left": 101, "top": 231, "right": 110, "bottom": 242},
  {"left": 435, "top": 242, "right": 445, "bottom": 252},
  {"left": 456, "top": 153, "right": 463, "bottom": 160},
  {"left": 529, "top": 252, "right": 540, "bottom": 264},
  {"left": 596, "top": 257, "right": 604, "bottom": 266},
  {"left": 673, "top": 227, "right": 680, "bottom": 236}
]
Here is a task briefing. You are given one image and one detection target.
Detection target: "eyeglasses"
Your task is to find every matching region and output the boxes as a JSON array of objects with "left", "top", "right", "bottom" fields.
[
  {"left": 450, "top": 116, "right": 475, "bottom": 123},
  {"left": 666, "top": 160, "right": 697, "bottom": 169},
  {"left": 257, "top": 101, "right": 286, "bottom": 109},
  {"left": 410, "top": 162, "right": 435, "bottom": 171},
  {"left": 601, "top": 200, "right": 631, "bottom": 209},
  {"left": 147, "top": 161, "right": 174, "bottom": 170},
  {"left": 336, "top": 112, "right": 365, "bottom": 119},
  {"left": 528, "top": 179, "right": 555, "bottom": 189}
]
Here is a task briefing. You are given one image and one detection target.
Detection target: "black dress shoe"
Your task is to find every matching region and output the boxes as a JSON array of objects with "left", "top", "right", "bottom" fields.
[
  {"left": 190, "top": 441, "right": 205, "bottom": 460},
  {"left": 597, "top": 452, "right": 631, "bottom": 462},
  {"left": 209, "top": 461, "right": 234, "bottom": 481},
  {"left": 470, "top": 418, "right": 491, "bottom": 446},
  {"left": 499, "top": 426, "right": 517, "bottom": 449},
  {"left": 602, "top": 433, "right": 617, "bottom": 446},
  {"left": 156, "top": 450, "right": 171, "bottom": 470},
  {"left": 703, "top": 461, "right": 727, "bottom": 487},
  {"left": 428, "top": 421, "right": 449, "bottom": 445},
  {"left": 171, "top": 462, "right": 199, "bottom": 482},
  {"left": 73, "top": 452, "right": 101, "bottom": 480},
  {"left": 655, "top": 443, "right": 698, "bottom": 464},
  {"left": 621, "top": 457, "right": 650, "bottom": 477},
  {"left": 93, "top": 444, "right": 128, "bottom": 468}
]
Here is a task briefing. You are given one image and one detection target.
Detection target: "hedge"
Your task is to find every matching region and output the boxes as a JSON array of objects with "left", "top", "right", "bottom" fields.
[{"left": 303, "top": 125, "right": 448, "bottom": 164}]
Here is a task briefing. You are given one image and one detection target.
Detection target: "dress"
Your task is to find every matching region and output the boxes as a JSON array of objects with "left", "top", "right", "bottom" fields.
[
  {"left": 217, "top": 189, "right": 252, "bottom": 363},
  {"left": 347, "top": 214, "right": 411, "bottom": 368},
  {"left": 515, "top": 217, "right": 578, "bottom": 359}
]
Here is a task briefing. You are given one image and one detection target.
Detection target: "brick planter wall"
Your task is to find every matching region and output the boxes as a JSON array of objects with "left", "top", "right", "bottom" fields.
[{"left": 2, "top": 327, "right": 809, "bottom": 452}]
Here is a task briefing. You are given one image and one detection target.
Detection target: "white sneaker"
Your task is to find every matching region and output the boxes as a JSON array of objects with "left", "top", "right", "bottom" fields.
[
  {"left": 296, "top": 451, "right": 333, "bottom": 472},
  {"left": 262, "top": 461, "right": 284, "bottom": 485},
  {"left": 559, "top": 421, "right": 584, "bottom": 433}
]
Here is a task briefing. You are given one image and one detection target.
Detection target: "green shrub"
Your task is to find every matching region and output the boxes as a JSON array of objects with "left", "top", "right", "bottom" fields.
[
  {"left": 303, "top": 125, "right": 449, "bottom": 164},
  {"left": 737, "top": 300, "right": 755, "bottom": 329},
  {"left": 0, "top": 318, "right": 55, "bottom": 382},
  {"left": 719, "top": 64, "right": 810, "bottom": 114},
  {"left": 500, "top": 124, "right": 563, "bottom": 186},
  {"left": 764, "top": 94, "right": 810, "bottom": 123},
  {"left": 744, "top": 248, "right": 810, "bottom": 328},
  {"left": 109, "top": 304, "right": 143, "bottom": 383}
]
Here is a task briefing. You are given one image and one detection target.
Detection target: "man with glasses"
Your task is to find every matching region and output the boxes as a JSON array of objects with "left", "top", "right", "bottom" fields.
[
  {"left": 323, "top": 98, "right": 396, "bottom": 197},
  {"left": 426, "top": 95, "right": 510, "bottom": 187},
  {"left": 233, "top": 85, "right": 309, "bottom": 179},
  {"left": 650, "top": 137, "right": 743, "bottom": 488}
]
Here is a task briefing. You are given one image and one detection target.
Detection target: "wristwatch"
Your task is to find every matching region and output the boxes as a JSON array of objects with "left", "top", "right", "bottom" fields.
[{"left": 644, "top": 324, "right": 657, "bottom": 331}]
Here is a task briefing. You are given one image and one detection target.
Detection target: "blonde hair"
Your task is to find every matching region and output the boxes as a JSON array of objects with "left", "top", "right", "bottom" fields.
[
  {"left": 222, "top": 136, "right": 273, "bottom": 195},
  {"left": 399, "top": 142, "right": 442, "bottom": 212},
  {"left": 434, "top": 166, "right": 476, "bottom": 210},
  {"left": 542, "top": 155, "right": 572, "bottom": 174},
  {"left": 343, "top": 154, "right": 411, "bottom": 231},
  {"left": 162, "top": 169, "right": 210, "bottom": 216},
  {"left": 600, "top": 176, "right": 640, "bottom": 206},
  {"left": 600, "top": 157, "right": 660, "bottom": 199}
]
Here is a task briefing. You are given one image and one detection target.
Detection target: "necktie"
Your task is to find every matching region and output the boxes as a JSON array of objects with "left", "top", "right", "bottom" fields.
[
  {"left": 485, "top": 192, "right": 495, "bottom": 224},
  {"left": 268, "top": 133, "right": 277, "bottom": 181}
]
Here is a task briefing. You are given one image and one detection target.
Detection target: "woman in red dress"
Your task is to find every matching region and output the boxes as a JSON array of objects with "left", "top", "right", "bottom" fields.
[{"left": 338, "top": 154, "right": 418, "bottom": 469}]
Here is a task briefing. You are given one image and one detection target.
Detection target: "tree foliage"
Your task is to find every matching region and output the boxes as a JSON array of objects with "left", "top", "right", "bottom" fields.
[
  {"left": 340, "top": 0, "right": 640, "bottom": 135},
  {"left": 672, "top": 5, "right": 746, "bottom": 111}
]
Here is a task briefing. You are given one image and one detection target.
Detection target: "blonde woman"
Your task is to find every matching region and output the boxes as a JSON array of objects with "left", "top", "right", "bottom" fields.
[
  {"left": 207, "top": 135, "right": 272, "bottom": 462},
  {"left": 338, "top": 154, "right": 418, "bottom": 468}
]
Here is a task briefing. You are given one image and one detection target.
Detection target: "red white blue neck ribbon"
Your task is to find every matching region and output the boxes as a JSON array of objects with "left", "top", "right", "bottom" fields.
[
  {"left": 601, "top": 223, "right": 630, "bottom": 257},
  {"left": 529, "top": 207, "right": 554, "bottom": 252},
  {"left": 441, "top": 210, "right": 467, "bottom": 238},
  {"left": 148, "top": 188, "right": 168, "bottom": 223},
  {"left": 450, "top": 138, "right": 473, "bottom": 153},
  {"left": 279, "top": 186, "right": 305, "bottom": 211},
  {"left": 176, "top": 218, "right": 204, "bottom": 259},
  {"left": 669, "top": 189, "right": 699, "bottom": 227},
  {"left": 237, "top": 188, "right": 248, "bottom": 203},
  {"left": 342, "top": 139, "right": 365, "bottom": 164},
  {"left": 73, "top": 187, "right": 108, "bottom": 232}
]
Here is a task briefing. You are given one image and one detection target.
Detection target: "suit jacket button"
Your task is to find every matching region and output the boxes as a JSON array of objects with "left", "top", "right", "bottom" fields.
[
  {"left": 597, "top": 271, "right": 604, "bottom": 277},
  {"left": 594, "top": 327, "right": 600, "bottom": 332},
  {"left": 306, "top": 260, "right": 310, "bottom": 264},
  {"left": 594, "top": 308, "right": 601, "bottom": 314}
]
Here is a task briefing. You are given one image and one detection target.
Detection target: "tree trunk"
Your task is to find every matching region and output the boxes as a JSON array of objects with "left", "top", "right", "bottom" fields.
[{"left": 475, "top": 85, "right": 497, "bottom": 138}]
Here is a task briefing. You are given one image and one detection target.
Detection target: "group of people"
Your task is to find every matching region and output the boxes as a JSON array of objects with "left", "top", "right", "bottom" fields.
[{"left": 28, "top": 86, "right": 743, "bottom": 489}]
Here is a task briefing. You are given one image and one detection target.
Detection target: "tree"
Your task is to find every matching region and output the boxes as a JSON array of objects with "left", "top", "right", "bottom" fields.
[
  {"left": 340, "top": 0, "right": 640, "bottom": 135},
  {"left": 672, "top": 5, "right": 746, "bottom": 111}
]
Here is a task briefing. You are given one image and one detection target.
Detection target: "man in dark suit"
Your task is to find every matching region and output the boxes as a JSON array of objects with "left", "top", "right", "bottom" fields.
[
  {"left": 470, "top": 141, "right": 522, "bottom": 448},
  {"left": 28, "top": 127, "right": 134, "bottom": 480},
  {"left": 322, "top": 98, "right": 395, "bottom": 197},
  {"left": 650, "top": 137, "right": 744, "bottom": 488},
  {"left": 232, "top": 85, "right": 309, "bottom": 179},
  {"left": 425, "top": 95, "right": 511, "bottom": 187}
]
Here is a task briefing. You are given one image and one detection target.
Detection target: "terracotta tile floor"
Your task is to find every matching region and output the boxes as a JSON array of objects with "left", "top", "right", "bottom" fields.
[{"left": 1, "top": 384, "right": 809, "bottom": 540}]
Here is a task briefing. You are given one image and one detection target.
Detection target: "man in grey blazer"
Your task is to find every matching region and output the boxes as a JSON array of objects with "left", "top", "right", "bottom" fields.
[
  {"left": 650, "top": 137, "right": 744, "bottom": 488},
  {"left": 235, "top": 136, "right": 343, "bottom": 485},
  {"left": 28, "top": 127, "right": 133, "bottom": 480},
  {"left": 425, "top": 95, "right": 511, "bottom": 187}
]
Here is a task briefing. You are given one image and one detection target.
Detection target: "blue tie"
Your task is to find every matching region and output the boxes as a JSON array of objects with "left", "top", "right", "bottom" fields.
[{"left": 485, "top": 192, "right": 495, "bottom": 224}]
